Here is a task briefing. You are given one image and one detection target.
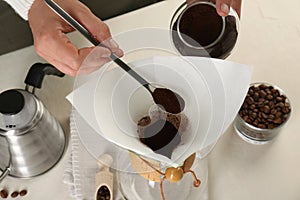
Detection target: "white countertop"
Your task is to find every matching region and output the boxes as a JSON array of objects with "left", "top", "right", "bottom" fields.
[{"left": 0, "top": 0, "right": 300, "bottom": 199}]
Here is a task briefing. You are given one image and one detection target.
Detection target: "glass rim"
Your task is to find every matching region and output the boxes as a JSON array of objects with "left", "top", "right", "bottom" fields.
[{"left": 176, "top": 1, "right": 226, "bottom": 49}]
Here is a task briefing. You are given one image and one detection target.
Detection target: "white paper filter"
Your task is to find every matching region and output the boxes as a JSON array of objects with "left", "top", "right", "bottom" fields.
[{"left": 67, "top": 56, "right": 252, "bottom": 166}]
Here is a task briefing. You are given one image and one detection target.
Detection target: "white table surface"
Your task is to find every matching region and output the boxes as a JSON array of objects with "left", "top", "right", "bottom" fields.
[{"left": 0, "top": 0, "right": 300, "bottom": 199}]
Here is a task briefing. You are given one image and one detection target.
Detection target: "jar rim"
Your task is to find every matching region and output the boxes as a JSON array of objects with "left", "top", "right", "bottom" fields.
[{"left": 176, "top": 1, "right": 226, "bottom": 50}]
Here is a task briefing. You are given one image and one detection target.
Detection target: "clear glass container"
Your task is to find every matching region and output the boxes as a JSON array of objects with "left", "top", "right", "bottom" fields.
[
  {"left": 170, "top": 0, "right": 239, "bottom": 59},
  {"left": 234, "top": 82, "right": 292, "bottom": 145},
  {"left": 116, "top": 151, "right": 208, "bottom": 200}
]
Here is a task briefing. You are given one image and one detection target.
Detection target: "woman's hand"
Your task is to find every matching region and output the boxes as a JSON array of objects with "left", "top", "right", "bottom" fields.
[
  {"left": 186, "top": 0, "right": 242, "bottom": 17},
  {"left": 28, "top": 0, "right": 123, "bottom": 76},
  {"left": 215, "top": 0, "right": 241, "bottom": 17}
]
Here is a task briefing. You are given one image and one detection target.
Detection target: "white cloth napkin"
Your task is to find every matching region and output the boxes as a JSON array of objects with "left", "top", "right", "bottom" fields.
[{"left": 63, "top": 110, "right": 124, "bottom": 200}]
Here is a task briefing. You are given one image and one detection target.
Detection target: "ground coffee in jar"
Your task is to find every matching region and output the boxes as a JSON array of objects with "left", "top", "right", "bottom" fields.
[{"left": 171, "top": 1, "right": 239, "bottom": 59}]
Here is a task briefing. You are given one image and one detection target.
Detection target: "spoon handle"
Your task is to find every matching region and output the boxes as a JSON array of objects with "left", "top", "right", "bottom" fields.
[{"left": 44, "top": 0, "right": 152, "bottom": 91}]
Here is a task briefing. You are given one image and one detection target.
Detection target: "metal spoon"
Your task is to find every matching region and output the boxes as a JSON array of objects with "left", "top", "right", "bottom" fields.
[{"left": 44, "top": 0, "right": 185, "bottom": 114}]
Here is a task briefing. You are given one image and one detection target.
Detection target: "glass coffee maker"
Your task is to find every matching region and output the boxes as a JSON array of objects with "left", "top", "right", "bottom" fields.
[{"left": 81, "top": 54, "right": 227, "bottom": 200}]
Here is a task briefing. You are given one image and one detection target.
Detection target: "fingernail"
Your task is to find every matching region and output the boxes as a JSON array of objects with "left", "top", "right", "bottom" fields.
[
  {"left": 221, "top": 3, "right": 229, "bottom": 14},
  {"left": 100, "top": 49, "right": 111, "bottom": 58},
  {"left": 113, "top": 49, "right": 124, "bottom": 58},
  {"left": 108, "top": 39, "right": 119, "bottom": 49}
]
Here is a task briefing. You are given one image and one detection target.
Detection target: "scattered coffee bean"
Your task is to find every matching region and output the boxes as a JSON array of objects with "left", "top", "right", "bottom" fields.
[
  {"left": 0, "top": 189, "right": 8, "bottom": 199},
  {"left": 239, "top": 84, "right": 291, "bottom": 129},
  {"left": 10, "top": 191, "right": 18, "bottom": 198},
  {"left": 19, "top": 190, "right": 27, "bottom": 197}
]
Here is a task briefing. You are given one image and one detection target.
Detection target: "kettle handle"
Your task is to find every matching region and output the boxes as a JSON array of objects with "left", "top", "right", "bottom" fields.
[
  {"left": 0, "top": 168, "right": 10, "bottom": 184},
  {"left": 24, "top": 63, "right": 65, "bottom": 90}
]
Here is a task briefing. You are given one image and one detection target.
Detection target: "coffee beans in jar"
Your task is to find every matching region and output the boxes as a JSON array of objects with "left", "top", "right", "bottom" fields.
[{"left": 234, "top": 83, "right": 292, "bottom": 144}]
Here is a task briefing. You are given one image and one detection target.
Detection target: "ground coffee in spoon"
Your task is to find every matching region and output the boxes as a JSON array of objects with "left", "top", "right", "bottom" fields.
[{"left": 152, "top": 88, "right": 185, "bottom": 114}]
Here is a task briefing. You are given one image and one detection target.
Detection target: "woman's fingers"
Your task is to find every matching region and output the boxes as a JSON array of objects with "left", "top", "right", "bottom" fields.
[
  {"left": 215, "top": 0, "right": 231, "bottom": 16},
  {"left": 186, "top": 0, "right": 241, "bottom": 17},
  {"left": 28, "top": 0, "right": 123, "bottom": 76}
]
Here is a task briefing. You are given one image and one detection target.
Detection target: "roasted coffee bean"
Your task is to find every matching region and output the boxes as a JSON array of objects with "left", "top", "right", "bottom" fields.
[
  {"left": 269, "top": 114, "right": 275, "bottom": 120},
  {"left": 270, "top": 109, "right": 277, "bottom": 115},
  {"left": 253, "top": 92, "right": 259, "bottom": 100},
  {"left": 257, "top": 101, "right": 264, "bottom": 108},
  {"left": 257, "top": 124, "right": 266, "bottom": 129},
  {"left": 266, "top": 94, "right": 273, "bottom": 100},
  {"left": 282, "top": 107, "right": 290, "bottom": 114},
  {"left": 259, "top": 84, "right": 268, "bottom": 90},
  {"left": 269, "top": 101, "right": 275, "bottom": 109},
  {"left": 249, "top": 88, "right": 254, "bottom": 95},
  {"left": 253, "top": 120, "right": 259, "bottom": 127},
  {"left": 239, "top": 84, "right": 291, "bottom": 129},
  {"left": 242, "top": 102, "right": 248, "bottom": 109},
  {"left": 11, "top": 191, "right": 18, "bottom": 198},
  {"left": 97, "top": 186, "right": 111, "bottom": 200},
  {"left": 259, "top": 90, "right": 266, "bottom": 98},
  {"left": 249, "top": 104, "right": 256, "bottom": 110},
  {"left": 276, "top": 96, "right": 283, "bottom": 102},
  {"left": 272, "top": 89, "right": 279, "bottom": 97},
  {"left": 0, "top": 189, "right": 8, "bottom": 198},
  {"left": 268, "top": 124, "right": 275, "bottom": 129},
  {"left": 275, "top": 112, "right": 282, "bottom": 118},
  {"left": 19, "top": 190, "right": 27, "bottom": 197},
  {"left": 277, "top": 102, "right": 284, "bottom": 108},
  {"left": 262, "top": 113, "right": 268, "bottom": 119},
  {"left": 262, "top": 105, "right": 270, "bottom": 114},
  {"left": 251, "top": 112, "right": 257, "bottom": 118},
  {"left": 273, "top": 118, "right": 282, "bottom": 124}
]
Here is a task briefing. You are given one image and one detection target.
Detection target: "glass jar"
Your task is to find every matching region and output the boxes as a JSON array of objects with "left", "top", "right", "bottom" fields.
[
  {"left": 170, "top": 0, "right": 239, "bottom": 59},
  {"left": 234, "top": 82, "right": 292, "bottom": 145},
  {"left": 116, "top": 151, "right": 208, "bottom": 200}
]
